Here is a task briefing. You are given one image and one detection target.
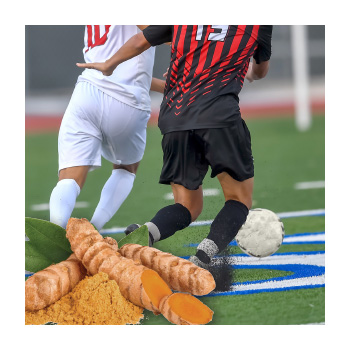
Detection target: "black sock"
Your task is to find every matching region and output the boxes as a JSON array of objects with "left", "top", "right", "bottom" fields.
[
  {"left": 207, "top": 199, "right": 249, "bottom": 251},
  {"left": 148, "top": 203, "right": 192, "bottom": 242},
  {"left": 196, "top": 200, "right": 249, "bottom": 262}
]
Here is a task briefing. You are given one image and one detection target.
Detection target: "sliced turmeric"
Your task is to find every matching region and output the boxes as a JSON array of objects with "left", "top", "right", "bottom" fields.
[
  {"left": 159, "top": 293, "right": 214, "bottom": 325},
  {"left": 25, "top": 254, "right": 87, "bottom": 311},
  {"left": 119, "top": 243, "right": 216, "bottom": 295}
]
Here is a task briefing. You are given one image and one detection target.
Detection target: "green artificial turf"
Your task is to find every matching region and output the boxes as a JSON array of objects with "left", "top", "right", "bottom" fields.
[
  {"left": 25, "top": 116, "right": 325, "bottom": 225},
  {"left": 140, "top": 288, "right": 325, "bottom": 325},
  {"left": 25, "top": 115, "right": 325, "bottom": 325}
]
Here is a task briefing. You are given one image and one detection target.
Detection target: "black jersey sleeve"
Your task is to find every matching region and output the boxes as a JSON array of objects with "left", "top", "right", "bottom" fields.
[
  {"left": 143, "top": 25, "right": 173, "bottom": 46},
  {"left": 253, "top": 25, "right": 273, "bottom": 64}
]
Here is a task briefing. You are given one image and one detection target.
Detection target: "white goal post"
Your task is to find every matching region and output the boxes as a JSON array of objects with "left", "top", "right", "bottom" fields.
[{"left": 291, "top": 25, "right": 312, "bottom": 131}]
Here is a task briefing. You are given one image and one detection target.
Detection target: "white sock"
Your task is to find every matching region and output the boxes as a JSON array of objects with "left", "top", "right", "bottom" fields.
[
  {"left": 49, "top": 179, "right": 81, "bottom": 228},
  {"left": 91, "top": 169, "right": 136, "bottom": 231}
]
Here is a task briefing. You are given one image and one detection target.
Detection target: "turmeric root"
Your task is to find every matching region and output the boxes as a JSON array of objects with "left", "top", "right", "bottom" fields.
[
  {"left": 159, "top": 293, "right": 214, "bottom": 325},
  {"left": 66, "top": 218, "right": 214, "bottom": 324},
  {"left": 119, "top": 243, "right": 216, "bottom": 295},
  {"left": 103, "top": 236, "right": 119, "bottom": 251},
  {"left": 25, "top": 254, "right": 87, "bottom": 311},
  {"left": 66, "top": 218, "right": 172, "bottom": 314}
]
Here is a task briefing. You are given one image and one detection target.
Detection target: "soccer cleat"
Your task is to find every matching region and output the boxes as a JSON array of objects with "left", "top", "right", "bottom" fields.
[
  {"left": 124, "top": 223, "right": 154, "bottom": 247},
  {"left": 124, "top": 223, "right": 141, "bottom": 236}
]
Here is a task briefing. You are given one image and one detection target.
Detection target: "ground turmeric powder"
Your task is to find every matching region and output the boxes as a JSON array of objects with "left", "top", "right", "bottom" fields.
[{"left": 25, "top": 272, "right": 144, "bottom": 325}]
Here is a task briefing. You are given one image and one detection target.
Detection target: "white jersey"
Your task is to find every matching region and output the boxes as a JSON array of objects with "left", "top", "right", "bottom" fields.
[{"left": 77, "top": 25, "right": 155, "bottom": 111}]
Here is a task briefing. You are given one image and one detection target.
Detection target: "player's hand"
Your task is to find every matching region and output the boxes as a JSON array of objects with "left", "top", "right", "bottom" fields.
[
  {"left": 76, "top": 61, "right": 114, "bottom": 76},
  {"left": 245, "top": 62, "right": 254, "bottom": 83},
  {"left": 163, "top": 68, "right": 169, "bottom": 78}
]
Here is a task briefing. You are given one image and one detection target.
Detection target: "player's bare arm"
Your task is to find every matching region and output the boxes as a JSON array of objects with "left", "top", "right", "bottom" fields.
[
  {"left": 245, "top": 59, "right": 270, "bottom": 82},
  {"left": 77, "top": 32, "right": 151, "bottom": 76},
  {"left": 150, "top": 77, "right": 166, "bottom": 93}
]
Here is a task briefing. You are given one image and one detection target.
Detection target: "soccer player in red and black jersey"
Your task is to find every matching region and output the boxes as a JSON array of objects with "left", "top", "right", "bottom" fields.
[{"left": 78, "top": 25, "right": 273, "bottom": 269}]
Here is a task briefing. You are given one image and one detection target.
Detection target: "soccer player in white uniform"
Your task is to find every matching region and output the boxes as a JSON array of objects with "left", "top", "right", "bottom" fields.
[{"left": 49, "top": 25, "right": 165, "bottom": 230}]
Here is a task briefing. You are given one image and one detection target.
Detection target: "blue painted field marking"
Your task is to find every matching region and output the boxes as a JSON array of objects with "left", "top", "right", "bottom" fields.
[
  {"left": 234, "top": 263, "right": 324, "bottom": 286},
  {"left": 178, "top": 250, "right": 325, "bottom": 297},
  {"left": 216, "top": 252, "right": 324, "bottom": 296}
]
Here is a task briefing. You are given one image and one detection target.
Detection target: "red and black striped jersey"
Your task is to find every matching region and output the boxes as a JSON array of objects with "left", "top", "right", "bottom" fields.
[{"left": 143, "top": 25, "right": 272, "bottom": 134}]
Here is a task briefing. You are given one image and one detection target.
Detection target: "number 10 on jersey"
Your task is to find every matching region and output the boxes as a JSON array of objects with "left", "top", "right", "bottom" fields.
[{"left": 85, "top": 25, "right": 111, "bottom": 52}]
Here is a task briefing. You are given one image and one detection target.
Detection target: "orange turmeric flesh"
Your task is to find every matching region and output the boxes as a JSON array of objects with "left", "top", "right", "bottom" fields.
[
  {"left": 165, "top": 293, "right": 213, "bottom": 325},
  {"left": 141, "top": 269, "right": 172, "bottom": 309}
]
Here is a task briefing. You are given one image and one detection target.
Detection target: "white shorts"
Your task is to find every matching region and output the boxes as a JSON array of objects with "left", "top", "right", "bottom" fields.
[{"left": 58, "top": 82, "right": 150, "bottom": 171}]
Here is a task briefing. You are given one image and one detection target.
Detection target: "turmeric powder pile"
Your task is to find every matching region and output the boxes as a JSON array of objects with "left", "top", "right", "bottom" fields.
[{"left": 25, "top": 272, "right": 144, "bottom": 325}]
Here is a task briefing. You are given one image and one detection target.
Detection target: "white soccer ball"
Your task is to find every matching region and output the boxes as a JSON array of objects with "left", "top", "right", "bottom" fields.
[{"left": 235, "top": 208, "right": 284, "bottom": 258}]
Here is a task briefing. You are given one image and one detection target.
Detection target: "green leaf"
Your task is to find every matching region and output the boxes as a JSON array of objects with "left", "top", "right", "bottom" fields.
[
  {"left": 25, "top": 241, "right": 59, "bottom": 273},
  {"left": 118, "top": 225, "right": 149, "bottom": 248},
  {"left": 25, "top": 217, "right": 72, "bottom": 264}
]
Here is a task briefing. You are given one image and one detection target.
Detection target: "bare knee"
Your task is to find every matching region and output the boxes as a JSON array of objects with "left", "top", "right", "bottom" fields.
[
  {"left": 174, "top": 200, "right": 202, "bottom": 222},
  {"left": 224, "top": 194, "right": 252, "bottom": 210},
  {"left": 186, "top": 201, "right": 203, "bottom": 222},
  {"left": 58, "top": 166, "right": 90, "bottom": 189},
  {"left": 113, "top": 161, "right": 140, "bottom": 174},
  {"left": 218, "top": 173, "right": 254, "bottom": 210},
  {"left": 171, "top": 183, "right": 203, "bottom": 222}
]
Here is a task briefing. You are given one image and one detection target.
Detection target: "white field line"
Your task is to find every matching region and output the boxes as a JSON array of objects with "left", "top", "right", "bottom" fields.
[
  {"left": 100, "top": 208, "right": 325, "bottom": 234},
  {"left": 283, "top": 233, "right": 325, "bottom": 243},
  {"left": 230, "top": 274, "right": 325, "bottom": 292},
  {"left": 275, "top": 208, "right": 325, "bottom": 218},
  {"left": 31, "top": 201, "right": 89, "bottom": 211},
  {"left": 212, "top": 253, "right": 325, "bottom": 267},
  {"left": 294, "top": 181, "right": 325, "bottom": 190},
  {"left": 164, "top": 188, "right": 220, "bottom": 200}
]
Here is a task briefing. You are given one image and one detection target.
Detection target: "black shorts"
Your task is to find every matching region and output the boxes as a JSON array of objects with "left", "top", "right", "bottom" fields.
[{"left": 159, "top": 119, "right": 254, "bottom": 190}]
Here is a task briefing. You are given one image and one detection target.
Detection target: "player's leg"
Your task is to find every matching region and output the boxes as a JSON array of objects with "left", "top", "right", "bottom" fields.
[
  {"left": 90, "top": 97, "right": 149, "bottom": 230},
  {"left": 217, "top": 172, "right": 253, "bottom": 209},
  {"left": 50, "top": 166, "right": 90, "bottom": 228},
  {"left": 90, "top": 162, "right": 139, "bottom": 231},
  {"left": 49, "top": 82, "right": 103, "bottom": 229},
  {"left": 125, "top": 130, "right": 207, "bottom": 245},
  {"left": 189, "top": 122, "right": 254, "bottom": 267},
  {"left": 171, "top": 183, "right": 203, "bottom": 222},
  {"left": 58, "top": 165, "right": 91, "bottom": 188},
  {"left": 191, "top": 174, "right": 253, "bottom": 267},
  {"left": 143, "top": 183, "right": 203, "bottom": 245}
]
